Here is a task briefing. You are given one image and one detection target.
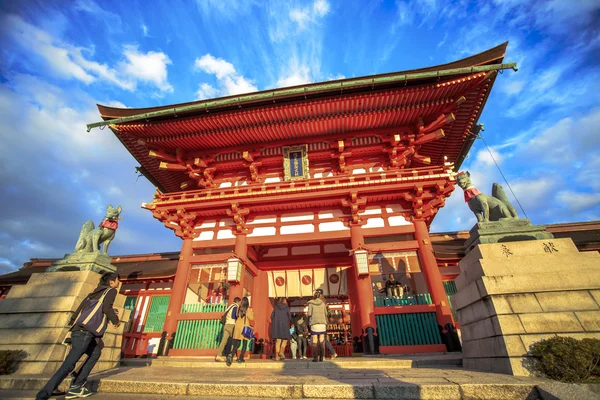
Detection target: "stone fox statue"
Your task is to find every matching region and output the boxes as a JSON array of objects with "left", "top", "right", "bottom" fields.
[
  {"left": 456, "top": 172, "right": 518, "bottom": 222},
  {"left": 74, "top": 205, "right": 122, "bottom": 254}
]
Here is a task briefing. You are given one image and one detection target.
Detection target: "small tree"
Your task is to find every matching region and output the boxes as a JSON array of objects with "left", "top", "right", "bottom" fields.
[{"left": 530, "top": 336, "right": 600, "bottom": 382}]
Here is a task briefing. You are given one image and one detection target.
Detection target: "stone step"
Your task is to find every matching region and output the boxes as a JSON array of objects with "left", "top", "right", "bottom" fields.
[
  {"left": 0, "top": 381, "right": 544, "bottom": 400},
  {"left": 0, "top": 362, "right": 551, "bottom": 400},
  {"left": 120, "top": 354, "right": 463, "bottom": 369}
]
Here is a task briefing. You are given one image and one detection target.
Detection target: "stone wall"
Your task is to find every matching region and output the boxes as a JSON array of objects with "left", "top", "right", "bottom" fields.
[
  {"left": 0, "top": 270, "right": 130, "bottom": 374},
  {"left": 452, "top": 237, "right": 600, "bottom": 375}
]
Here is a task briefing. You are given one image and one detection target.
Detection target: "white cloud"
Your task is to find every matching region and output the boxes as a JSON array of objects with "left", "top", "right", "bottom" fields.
[
  {"left": 120, "top": 45, "right": 173, "bottom": 92},
  {"left": 290, "top": 8, "right": 311, "bottom": 29},
  {"left": 2, "top": 14, "right": 174, "bottom": 93},
  {"left": 473, "top": 147, "right": 503, "bottom": 168},
  {"left": 74, "top": 0, "right": 122, "bottom": 27},
  {"left": 196, "top": 83, "right": 219, "bottom": 100},
  {"left": 141, "top": 23, "right": 149, "bottom": 37},
  {"left": 222, "top": 75, "right": 259, "bottom": 96},
  {"left": 195, "top": 54, "right": 236, "bottom": 79},
  {"left": 556, "top": 191, "right": 600, "bottom": 212},
  {"left": 437, "top": 32, "right": 448, "bottom": 49},
  {"left": 313, "top": 0, "right": 330, "bottom": 17},
  {"left": 277, "top": 64, "right": 312, "bottom": 87},
  {"left": 193, "top": 54, "right": 257, "bottom": 99},
  {"left": 501, "top": 80, "right": 525, "bottom": 96},
  {"left": 289, "top": 0, "right": 330, "bottom": 30}
]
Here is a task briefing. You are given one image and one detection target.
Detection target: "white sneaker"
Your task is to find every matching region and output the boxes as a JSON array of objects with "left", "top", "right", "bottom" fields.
[{"left": 331, "top": 353, "right": 338, "bottom": 360}]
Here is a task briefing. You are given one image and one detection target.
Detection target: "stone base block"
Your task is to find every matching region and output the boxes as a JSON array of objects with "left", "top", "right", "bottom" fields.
[
  {"left": 48, "top": 252, "right": 116, "bottom": 274},
  {"left": 456, "top": 235, "right": 600, "bottom": 376},
  {"left": 0, "top": 271, "right": 129, "bottom": 374},
  {"left": 464, "top": 219, "right": 555, "bottom": 254}
]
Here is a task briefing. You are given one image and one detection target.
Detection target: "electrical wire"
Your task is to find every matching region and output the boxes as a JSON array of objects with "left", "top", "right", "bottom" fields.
[
  {"left": 120, "top": 168, "right": 144, "bottom": 219},
  {"left": 475, "top": 133, "right": 529, "bottom": 219}
]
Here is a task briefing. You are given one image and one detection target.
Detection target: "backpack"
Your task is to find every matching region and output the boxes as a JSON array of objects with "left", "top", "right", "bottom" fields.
[
  {"left": 73, "top": 288, "right": 113, "bottom": 337},
  {"left": 220, "top": 304, "right": 237, "bottom": 325}
]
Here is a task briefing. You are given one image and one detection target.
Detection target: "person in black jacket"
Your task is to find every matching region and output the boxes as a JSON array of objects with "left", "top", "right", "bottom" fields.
[
  {"left": 36, "top": 272, "right": 121, "bottom": 400},
  {"left": 385, "top": 273, "right": 401, "bottom": 297}
]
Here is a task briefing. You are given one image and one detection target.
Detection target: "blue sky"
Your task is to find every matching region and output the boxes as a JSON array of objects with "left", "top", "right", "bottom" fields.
[{"left": 0, "top": 0, "right": 599, "bottom": 274}]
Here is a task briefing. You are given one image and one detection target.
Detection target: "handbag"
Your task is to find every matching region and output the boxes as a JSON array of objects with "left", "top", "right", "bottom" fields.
[
  {"left": 241, "top": 316, "right": 254, "bottom": 339},
  {"left": 73, "top": 288, "right": 112, "bottom": 337}
]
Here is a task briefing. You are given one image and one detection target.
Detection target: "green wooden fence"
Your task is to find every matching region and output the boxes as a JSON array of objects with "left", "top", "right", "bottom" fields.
[
  {"left": 443, "top": 281, "right": 458, "bottom": 320},
  {"left": 376, "top": 312, "right": 442, "bottom": 346},
  {"left": 173, "top": 318, "right": 251, "bottom": 351},
  {"left": 374, "top": 293, "right": 433, "bottom": 307},
  {"left": 143, "top": 296, "right": 170, "bottom": 333},
  {"left": 180, "top": 302, "right": 228, "bottom": 313}
]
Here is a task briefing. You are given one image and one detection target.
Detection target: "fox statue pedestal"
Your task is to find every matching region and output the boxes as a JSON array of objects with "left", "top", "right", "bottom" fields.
[
  {"left": 47, "top": 252, "right": 116, "bottom": 274},
  {"left": 0, "top": 270, "right": 130, "bottom": 375},
  {"left": 452, "top": 223, "right": 600, "bottom": 375}
]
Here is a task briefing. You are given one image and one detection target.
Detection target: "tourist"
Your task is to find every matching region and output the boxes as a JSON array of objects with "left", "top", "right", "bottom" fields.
[
  {"left": 319, "top": 292, "right": 338, "bottom": 360},
  {"left": 36, "top": 272, "right": 121, "bottom": 400},
  {"left": 385, "top": 273, "right": 401, "bottom": 297},
  {"left": 215, "top": 296, "right": 241, "bottom": 362},
  {"left": 289, "top": 323, "right": 298, "bottom": 359},
  {"left": 270, "top": 297, "right": 291, "bottom": 361},
  {"left": 307, "top": 289, "right": 328, "bottom": 362},
  {"left": 294, "top": 314, "right": 309, "bottom": 360},
  {"left": 225, "top": 296, "right": 253, "bottom": 366}
]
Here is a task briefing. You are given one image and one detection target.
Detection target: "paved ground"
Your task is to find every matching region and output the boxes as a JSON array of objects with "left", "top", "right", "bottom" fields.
[
  {"left": 0, "top": 363, "right": 550, "bottom": 399},
  {"left": 2, "top": 356, "right": 598, "bottom": 399}
]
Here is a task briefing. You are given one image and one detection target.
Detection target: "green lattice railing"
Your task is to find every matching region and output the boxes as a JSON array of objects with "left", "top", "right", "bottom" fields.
[
  {"left": 443, "top": 281, "right": 458, "bottom": 320},
  {"left": 180, "top": 302, "right": 228, "bottom": 313},
  {"left": 376, "top": 312, "right": 442, "bottom": 346},
  {"left": 374, "top": 293, "right": 433, "bottom": 307},
  {"left": 143, "top": 295, "right": 170, "bottom": 333},
  {"left": 172, "top": 318, "right": 251, "bottom": 351}
]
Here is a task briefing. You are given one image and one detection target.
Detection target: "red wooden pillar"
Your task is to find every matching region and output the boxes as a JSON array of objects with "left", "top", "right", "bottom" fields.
[
  {"left": 413, "top": 219, "right": 454, "bottom": 327},
  {"left": 349, "top": 223, "right": 376, "bottom": 331},
  {"left": 228, "top": 233, "right": 247, "bottom": 301},
  {"left": 252, "top": 269, "right": 272, "bottom": 346},
  {"left": 163, "top": 237, "right": 193, "bottom": 339}
]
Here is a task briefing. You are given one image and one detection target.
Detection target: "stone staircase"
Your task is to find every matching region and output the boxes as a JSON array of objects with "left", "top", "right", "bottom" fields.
[{"left": 2, "top": 354, "right": 587, "bottom": 399}]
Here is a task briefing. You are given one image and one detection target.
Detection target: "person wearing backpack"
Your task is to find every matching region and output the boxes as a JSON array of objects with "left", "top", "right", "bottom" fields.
[
  {"left": 224, "top": 296, "right": 254, "bottom": 366},
  {"left": 215, "top": 297, "right": 241, "bottom": 362},
  {"left": 36, "top": 272, "right": 121, "bottom": 400}
]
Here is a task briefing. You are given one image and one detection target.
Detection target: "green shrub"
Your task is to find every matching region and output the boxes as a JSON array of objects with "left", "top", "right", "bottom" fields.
[
  {"left": 530, "top": 336, "right": 600, "bottom": 382},
  {"left": 0, "top": 350, "right": 27, "bottom": 375}
]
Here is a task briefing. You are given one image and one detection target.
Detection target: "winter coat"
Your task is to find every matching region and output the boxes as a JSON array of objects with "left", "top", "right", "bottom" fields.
[
  {"left": 233, "top": 308, "right": 254, "bottom": 341},
  {"left": 307, "top": 298, "right": 328, "bottom": 327},
  {"left": 270, "top": 303, "right": 291, "bottom": 339}
]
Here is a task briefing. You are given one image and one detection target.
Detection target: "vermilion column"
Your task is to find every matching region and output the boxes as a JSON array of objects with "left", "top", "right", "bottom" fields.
[
  {"left": 350, "top": 223, "right": 376, "bottom": 331},
  {"left": 413, "top": 219, "right": 454, "bottom": 327},
  {"left": 228, "top": 232, "right": 247, "bottom": 301},
  {"left": 252, "top": 269, "right": 272, "bottom": 347},
  {"left": 163, "top": 237, "right": 193, "bottom": 339}
]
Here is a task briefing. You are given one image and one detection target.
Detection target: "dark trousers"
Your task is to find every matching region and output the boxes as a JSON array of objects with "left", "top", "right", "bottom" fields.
[
  {"left": 36, "top": 331, "right": 102, "bottom": 400},
  {"left": 225, "top": 338, "right": 249, "bottom": 360},
  {"left": 297, "top": 336, "right": 308, "bottom": 357}
]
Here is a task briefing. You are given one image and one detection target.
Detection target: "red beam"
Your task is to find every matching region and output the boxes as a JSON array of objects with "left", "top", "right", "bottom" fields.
[
  {"left": 379, "top": 344, "right": 446, "bottom": 354},
  {"left": 374, "top": 305, "right": 437, "bottom": 315}
]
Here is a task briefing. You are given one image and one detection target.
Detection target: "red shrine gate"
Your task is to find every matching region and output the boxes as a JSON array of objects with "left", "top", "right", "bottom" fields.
[{"left": 91, "top": 43, "right": 514, "bottom": 356}]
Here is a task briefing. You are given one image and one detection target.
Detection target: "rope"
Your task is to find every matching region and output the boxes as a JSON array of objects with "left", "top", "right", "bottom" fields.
[{"left": 476, "top": 133, "right": 529, "bottom": 219}]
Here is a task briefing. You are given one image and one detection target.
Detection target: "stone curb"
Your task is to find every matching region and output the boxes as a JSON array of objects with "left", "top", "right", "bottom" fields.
[{"left": 0, "top": 377, "right": 547, "bottom": 399}]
